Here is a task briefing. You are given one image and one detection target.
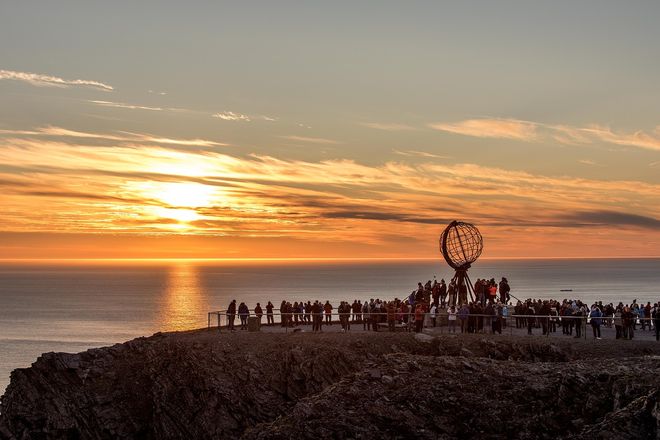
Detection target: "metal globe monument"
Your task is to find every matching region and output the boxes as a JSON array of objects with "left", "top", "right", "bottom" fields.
[{"left": 439, "top": 220, "right": 483, "bottom": 305}]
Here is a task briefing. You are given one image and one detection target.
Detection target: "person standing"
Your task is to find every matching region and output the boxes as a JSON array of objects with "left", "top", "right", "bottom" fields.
[
  {"left": 439, "top": 279, "right": 447, "bottom": 307},
  {"left": 589, "top": 304, "right": 602, "bottom": 339},
  {"left": 226, "top": 299, "right": 237, "bottom": 331},
  {"left": 363, "top": 300, "right": 371, "bottom": 330},
  {"left": 387, "top": 302, "right": 396, "bottom": 332},
  {"left": 371, "top": 300, "right": 381, "bottom": 332},
  {"left": 311, "top": 301, "right": 321, "bottom": 332},
  {"left": 238, "top": 302, "right": 249, "bottom": 330},
  {"left": 458, "top": 303, "right": 469, "bottom": 333},
  {"left": 429, "top": 303, "right": 437, "bottom": 328},
  {"left": 622, "top": 306, "right": 634, "bottom": 339},
  {"left": 254, "top": 303, "right": 263, "bottom": 329},
  {"left": 414, "top": 303, "right": 426, "bottom": 333},
  {"left": 448, "top": 281, "right": 457, "bottom": 307},
  {"left": 499, "top": 277, "right": 510, "bottom": 304},
  {"left": 652, "top": 304, "right": 660, "bottom": 341},
  {"left": 432, "top": 281, "right": 440, "bottom": 306},
  {"left": 575, "top": 305, "right": 584, "bottom": 338},
  {"left": 324, "top": 301, "right": 333, "bottom": 325},
  {"left": 266, "top": 301, "right": 274, "bottom": 326},
  {"left": 614, "top": 307, "right": 623, "bottom": 339},
  {"left": 447, "top": 306, "right": 458, "bottom": 333},
  {"left": 527, "top": 303, "right": 535, "bottom": 335}
]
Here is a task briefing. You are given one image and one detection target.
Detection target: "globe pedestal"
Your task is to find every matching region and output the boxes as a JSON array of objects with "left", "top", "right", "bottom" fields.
[{"left": 449, "top": 268, "right": 474, "bottom": 306}]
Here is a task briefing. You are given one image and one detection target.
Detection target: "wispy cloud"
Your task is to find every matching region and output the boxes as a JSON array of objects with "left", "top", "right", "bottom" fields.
[
  {"left": 361, "top": 122, "right": 416, "bottom": 131},
  {"left": 0, "top": 125, "right": 227, "bottom": 148},
  {"left": 280, "top": 135, "right": 340, "bottom": 145},
  {"left": 90, "top": 100, "right": 163, "bottom": 111},
  {"left": 430, "top": 117, "right": 660, "bottom": 152},
  {"left": 578, "top": 159, "right": 597, "bottom": 166},
  {"left": 430, "top": 118, "right": 538, "bottom": 141},
  {"left": 212, "top": 111, "right": 251, "bottom": 122},
  {"left": 0, "top": 69, "right": 113, "bottom": 91},
  {"left": 393, "top": 149, "right": 449, "bottom": 159}
]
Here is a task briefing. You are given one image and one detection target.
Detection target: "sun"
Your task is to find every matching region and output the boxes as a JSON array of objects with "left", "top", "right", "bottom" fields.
[
  {"left": 128, "top": 181, "right": 219, "bottom": 229},
  {"left": 151, "top": 206, "right": 201, "bottom": 222},
  {"left": 130, "top": 181, "right": 218, "bottom": 208},
  {"left": 154, "top": 182, "right": 217, "bottom": 208}
]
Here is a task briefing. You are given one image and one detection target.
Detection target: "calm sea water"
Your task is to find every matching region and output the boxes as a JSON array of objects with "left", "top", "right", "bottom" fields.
[{"left": 1, "top": 258, "right": 659, "bottom": 393}]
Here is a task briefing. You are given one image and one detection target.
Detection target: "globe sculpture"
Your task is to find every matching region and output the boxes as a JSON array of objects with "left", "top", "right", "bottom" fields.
[{"left": 439, "top": 220, "right": 483, "bottom": 305}]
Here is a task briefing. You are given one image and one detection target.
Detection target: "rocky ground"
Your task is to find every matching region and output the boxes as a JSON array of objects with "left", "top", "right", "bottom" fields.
[{"left": 1, "top": 330, "right": 659, "bottom": 439}]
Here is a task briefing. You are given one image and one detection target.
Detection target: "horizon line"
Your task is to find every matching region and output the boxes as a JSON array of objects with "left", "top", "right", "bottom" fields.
[{"left": 0, "top": 255, "right": 658, "bottom": 263}]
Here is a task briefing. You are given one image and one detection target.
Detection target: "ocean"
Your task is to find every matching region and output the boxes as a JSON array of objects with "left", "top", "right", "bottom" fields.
[{"left": 1, "top": 258, "right": 659, "bottom": 393}]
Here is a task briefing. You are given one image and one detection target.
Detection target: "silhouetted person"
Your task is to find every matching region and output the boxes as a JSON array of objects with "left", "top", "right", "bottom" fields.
[
  {"left": 266, "top": 301, "right": 274, "bottom": 326},
  {"left": 238, "top": 302, "right": 249, "bottom": 330},
  {"left": 227, "top": 299, "right": 237, "bottom": 330},
  {"left": 499, "top": 277, "right": 510, "bottom": 304},
  {"left": 324, "top": 301, "right": 333, "bottom": 325},
  {"left": 254, "top": 302, "right": 263, "bottom": 328},
  {"left": 653, "top": 305, "right": 660, "bottom": 341}
]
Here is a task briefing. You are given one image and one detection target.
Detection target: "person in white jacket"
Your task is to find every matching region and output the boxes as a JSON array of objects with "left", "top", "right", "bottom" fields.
[
  {"left": 447, "top": 306, "right": 458, "bottom": 333},
  {"left": 429, "top": 303, "right": 437, "bottom": 327}
]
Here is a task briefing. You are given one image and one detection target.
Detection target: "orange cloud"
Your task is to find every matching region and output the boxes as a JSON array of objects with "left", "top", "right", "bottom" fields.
[
  {"left": 429, "top": 118, "right": 538, "bottom": 141},
  {"left": 0, "top": 127, "right": 658, "bottom": 258},
  {"left": 430, "top": 118, "right": 660, "bottom": 152}
]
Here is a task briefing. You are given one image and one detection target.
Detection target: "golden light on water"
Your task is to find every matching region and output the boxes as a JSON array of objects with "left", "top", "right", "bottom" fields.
[{"left": 159, "top": 263, "right": 207, "bottom": 331}]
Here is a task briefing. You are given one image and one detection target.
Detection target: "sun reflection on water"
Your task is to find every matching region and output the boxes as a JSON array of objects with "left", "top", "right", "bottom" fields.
[{"left": 159, "top": 263, "right": 207, "bottom": 331}]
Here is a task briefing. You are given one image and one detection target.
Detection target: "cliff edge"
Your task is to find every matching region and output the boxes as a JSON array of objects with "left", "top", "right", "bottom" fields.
[{"left": 1, "top": 330, "right": 659, "bottom": 439}]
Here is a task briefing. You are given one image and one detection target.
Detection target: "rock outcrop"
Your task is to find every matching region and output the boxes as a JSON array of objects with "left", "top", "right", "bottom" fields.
[{"left": 1, "top": 331, "right": 659, "bottom": 439}]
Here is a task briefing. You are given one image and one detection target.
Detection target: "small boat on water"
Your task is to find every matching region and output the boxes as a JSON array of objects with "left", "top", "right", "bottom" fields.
[{"left": 560, "top": 289, "right": 573, "bottom": 292}]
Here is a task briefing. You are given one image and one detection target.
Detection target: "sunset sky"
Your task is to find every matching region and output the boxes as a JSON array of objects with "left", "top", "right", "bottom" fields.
[{"left": 0, "top": 1, "right": 659, "bottom": 259}]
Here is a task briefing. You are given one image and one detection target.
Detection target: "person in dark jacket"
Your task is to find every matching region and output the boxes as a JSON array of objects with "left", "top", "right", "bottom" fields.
[
  {"left": 589, "top": 305, "right": 602, "bottom": 339},
  {"left": 266, "top": 301, "right": 274, "bottom": 326},
  {"left": 226, "top": 299, "right": 237, "bottom": 331},
  {"left": 653, "top": 305, "right": 660, "bottom": 341},
  {"left": 254, "top": 303, "right": 263, "bottom": 328},
  {"left": 238, "top": 302, "right": 249, "bottom": 330},
  {"left": 526, "top": 303, "right": 535, "bottom": 335},
  {"left": 499, "top": 278, "right": 510, "bottom": 304}
]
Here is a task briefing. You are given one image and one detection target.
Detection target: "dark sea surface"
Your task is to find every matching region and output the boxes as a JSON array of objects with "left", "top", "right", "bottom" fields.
[{"left": 1, "top": 258, "right": 659, "bottom": 393}]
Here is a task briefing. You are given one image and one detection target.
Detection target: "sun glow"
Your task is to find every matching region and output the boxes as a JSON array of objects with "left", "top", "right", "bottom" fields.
[
  {"left": 154, "top": 182, "right": 217, "bottom": 208},
  {"left": 131, "top": 181, "right": 218, "bottom": 208},
  {"left": 151, "top": 206, "right": 201, "bottom": 223}
]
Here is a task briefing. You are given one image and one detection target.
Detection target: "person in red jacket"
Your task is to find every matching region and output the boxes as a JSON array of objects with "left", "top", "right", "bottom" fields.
[
  {"left": 414, "top": 303, "right": 426, "bottom": 333},
  {"left": 324, "top": 301, "right": 333, "bottom": 325}
]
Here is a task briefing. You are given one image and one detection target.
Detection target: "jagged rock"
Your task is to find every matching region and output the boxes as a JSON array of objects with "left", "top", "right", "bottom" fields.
[
  {"left": 414, "top": 333, "right": 434, "bottom": 343},
  {"left": 0, "top": 332, "right": 659, "bottom": 439}
]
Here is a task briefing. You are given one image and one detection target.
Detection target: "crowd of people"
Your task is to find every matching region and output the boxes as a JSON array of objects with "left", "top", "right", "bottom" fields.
[
  {"left": 223, "top": 277, "right": 660, "bottom": 342},
  {"left": 512, "top": 298, "right": 660, "bottom": 340}
]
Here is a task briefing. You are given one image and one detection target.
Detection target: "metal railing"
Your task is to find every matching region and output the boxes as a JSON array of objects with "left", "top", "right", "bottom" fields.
[{"left": 208, "top": 308, "right": 657, "bottom": 339}]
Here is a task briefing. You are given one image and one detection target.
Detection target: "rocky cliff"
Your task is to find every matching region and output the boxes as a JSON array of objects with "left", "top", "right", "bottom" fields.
[{"left": 1, "top": 331, "right": 659, "bottom": 439}]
